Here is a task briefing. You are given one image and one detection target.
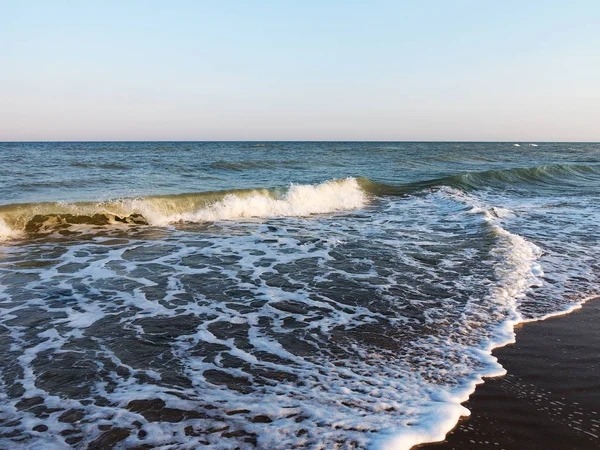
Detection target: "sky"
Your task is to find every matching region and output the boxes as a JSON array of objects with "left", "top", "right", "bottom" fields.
[{"left": 1, "top": 1, "right": 599, "bottom": 141}]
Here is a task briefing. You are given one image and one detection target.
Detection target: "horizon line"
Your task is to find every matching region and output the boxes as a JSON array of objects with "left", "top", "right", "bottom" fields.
[{"left": 1, "top": 140, "right": 599, "bottom": 144}]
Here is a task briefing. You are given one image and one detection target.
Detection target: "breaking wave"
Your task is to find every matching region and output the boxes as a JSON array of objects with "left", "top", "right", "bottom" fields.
[
  {"left": 0, "top": 178, "right": 366, "bottom": 238},
  {"left": 1, "top": 164, "right": 598, "bottom": 240}
]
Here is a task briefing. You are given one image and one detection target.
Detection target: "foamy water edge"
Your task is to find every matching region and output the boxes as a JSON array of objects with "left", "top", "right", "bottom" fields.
[{"left": 0, "top": 178, "right": 597, "bottom": 450}]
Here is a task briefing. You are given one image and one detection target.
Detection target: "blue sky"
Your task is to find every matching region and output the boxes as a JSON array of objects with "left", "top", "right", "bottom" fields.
[{"left": 1, "top": 1, "right": 599, "bottom": 141}]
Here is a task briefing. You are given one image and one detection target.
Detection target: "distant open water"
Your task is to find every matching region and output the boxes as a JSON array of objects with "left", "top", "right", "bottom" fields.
[{"left": 0, "top": 142, "right": 598, "bottom": 449}]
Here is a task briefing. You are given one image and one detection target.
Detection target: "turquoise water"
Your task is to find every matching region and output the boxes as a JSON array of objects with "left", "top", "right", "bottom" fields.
[{"left": 0, "top": 142, "right": 598, "bottom": 449}]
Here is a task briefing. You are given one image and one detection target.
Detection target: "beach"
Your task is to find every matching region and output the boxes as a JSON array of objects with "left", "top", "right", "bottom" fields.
[
  {"left": 421, "top": 298, "right": 600, "bottom": 449},
  {"left": 2, "top": 1, "right": 599, "bottom": 447}
]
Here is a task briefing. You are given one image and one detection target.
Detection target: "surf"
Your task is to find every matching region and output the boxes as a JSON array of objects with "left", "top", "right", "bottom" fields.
[
  {"left": 0, "top": 178, "right": 366, "bottom": 238},
  {"left": 1, "top": 164, "right": 598, "bottom": 240}
]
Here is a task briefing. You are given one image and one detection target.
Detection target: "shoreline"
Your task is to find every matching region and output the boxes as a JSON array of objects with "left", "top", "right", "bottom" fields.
[{"left": 418, "top": 297, "right": 600, "bottom": 449}]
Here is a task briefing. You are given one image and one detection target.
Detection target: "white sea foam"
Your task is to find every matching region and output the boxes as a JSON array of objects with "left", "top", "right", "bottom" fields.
[
  {"left": 0, "top": 219, "right": 21, "bottom": 241},
  {"left": 146, "top": 178, "right": 366, "bottom": 225},
  {"left": 374, "top": 190, "right": 544, "bottom": 449}
]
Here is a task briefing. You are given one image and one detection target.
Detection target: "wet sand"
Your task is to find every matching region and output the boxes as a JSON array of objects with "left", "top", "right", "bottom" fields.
[{"left": 421, "top": 298, "right": 600, "bottom": 450}]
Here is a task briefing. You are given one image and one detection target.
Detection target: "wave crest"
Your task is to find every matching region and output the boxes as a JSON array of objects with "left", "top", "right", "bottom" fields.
[
  {"left": 0, "top": 178, "right": 366, "bottom": 238},
  {"left": 157, "top": 178, "right": 365, "bottom": 225}
]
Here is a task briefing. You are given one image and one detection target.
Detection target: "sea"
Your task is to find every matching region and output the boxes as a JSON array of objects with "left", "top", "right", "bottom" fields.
[{"left": 0, "top": 142, "right": 598, "bottom": 449}]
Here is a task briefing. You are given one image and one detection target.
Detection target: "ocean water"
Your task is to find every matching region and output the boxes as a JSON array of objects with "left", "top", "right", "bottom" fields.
[{"left": 0, "top": 141, "right": 598, "bottom": 449}]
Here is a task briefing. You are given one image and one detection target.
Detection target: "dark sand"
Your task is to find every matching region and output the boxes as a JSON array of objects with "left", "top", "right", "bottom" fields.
[{"left": 421, "top": 298, "right": 600, "bottom": 450}]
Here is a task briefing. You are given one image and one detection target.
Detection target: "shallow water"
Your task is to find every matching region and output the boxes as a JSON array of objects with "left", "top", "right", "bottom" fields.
[{"left": 0, "top": 142, "right": 598, "bottom": 449}]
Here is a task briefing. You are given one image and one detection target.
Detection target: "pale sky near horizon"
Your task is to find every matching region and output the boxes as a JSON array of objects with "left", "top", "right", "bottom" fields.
[{"left": 1, "top": 1, "right": 599, "bottom": 141}]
